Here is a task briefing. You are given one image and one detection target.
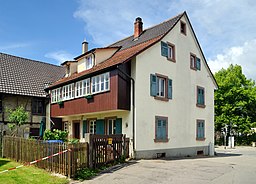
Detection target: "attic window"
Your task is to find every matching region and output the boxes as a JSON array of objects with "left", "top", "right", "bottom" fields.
[
  {"left": 180, "top": 21, "right": 186, "bottom": 35},
  {"left": 85, "top": 56, "right": 93, "bottom": 70}
]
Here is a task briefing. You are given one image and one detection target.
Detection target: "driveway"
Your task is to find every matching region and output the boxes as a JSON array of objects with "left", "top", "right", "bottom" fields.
[{"left": 79, "top": 146, "right": 256, "bottom": 184}]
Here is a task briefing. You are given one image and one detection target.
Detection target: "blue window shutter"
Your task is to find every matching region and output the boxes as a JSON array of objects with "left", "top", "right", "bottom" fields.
[
  {"left": 96, "top": 119, "right": 104, "bottom": 135},
  {"left": 201, "top": 122, "right": 205, "bottom": 138},
  {"left": 115, "top": 118, "right": 122, "bottom": 134},
  {"left": 162, "top": 120, "right": 166, "bottom": 139},
  {"left": 197, "top": 88, "right": 200, "bottom": 104},
  {"left": 196, "top": 57, "right": 201, "bottom": 70},
  {"left": 161, "top": 41, "right": 168, "bottom": 57},
  {"left": 157, "top": 121, "right": 162, "bottom": 139},
  {"left": 202, "top": 89, "right": 205, "bottom": 105},
  {"left": 167, "top": 79, "right": 172, "bottom": 99},
  {"left": 82, "top": 120, "right": 87, "bottom": 138},
  {"left": 150, "top": 74, "right": 158, "bottom": 96}
]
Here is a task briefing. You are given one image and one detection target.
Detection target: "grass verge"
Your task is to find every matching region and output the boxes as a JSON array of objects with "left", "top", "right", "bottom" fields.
[{"left": 0, "top": 158, "right": 69, "bottom": 184}]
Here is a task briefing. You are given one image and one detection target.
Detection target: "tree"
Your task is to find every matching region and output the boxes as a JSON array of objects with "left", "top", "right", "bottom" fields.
[
  {"left": 8, "top": 106, "right": 28, "bottom": 136},
  {"left": 214, "top": 64, "right": 256, "bottom": 137}
]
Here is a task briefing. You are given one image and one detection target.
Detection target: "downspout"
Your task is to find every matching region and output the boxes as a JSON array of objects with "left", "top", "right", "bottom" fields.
[{"left": 116, "top": 65, "right": 135, "bottom": 153}]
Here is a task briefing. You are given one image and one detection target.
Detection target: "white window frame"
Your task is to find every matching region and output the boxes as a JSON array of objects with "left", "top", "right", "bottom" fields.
[
  {"left": 157, "top": 77, "right": 165, "bottom": 98},
  {"left": 83, "top": 78, "right": 91, "bottom": 96},
  {"left": 85, "top": 55, "right": 93, "bottom": 70},
  {"left": 89, "top": 120, "right": 96, "bottom": 134},
  {"left": 107, "top": 118, "right": 116, "bottom": 135},
  {"left": 91, "top": 72, "right": 110, "bottom": 94},
  {"left": 51, "top": 87, "right": 62, "bottom": 103},
  {"left": 62, "top": 83, "right": 74, "bottom": 101}
]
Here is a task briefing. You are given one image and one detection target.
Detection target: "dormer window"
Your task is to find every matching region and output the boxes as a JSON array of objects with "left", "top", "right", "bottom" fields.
[
  {"left": 66, "top": 65, "right": 70, "bottom": 76},
  {"left": 85, "top": 56, "right": 93, "bottom": 70}
]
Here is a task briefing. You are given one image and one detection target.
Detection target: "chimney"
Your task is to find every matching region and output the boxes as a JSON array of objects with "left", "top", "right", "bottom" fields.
[
  {"left": 82, "top": 38, "right": 88, "bottom": 54},
  {"left": 134, "top": 17, "right": 143, "bottom": 38}
]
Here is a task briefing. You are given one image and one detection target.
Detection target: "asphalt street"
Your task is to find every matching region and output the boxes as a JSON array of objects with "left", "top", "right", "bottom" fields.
[{"left": 78, "top": 146, "right": 256, "bottom": 184}]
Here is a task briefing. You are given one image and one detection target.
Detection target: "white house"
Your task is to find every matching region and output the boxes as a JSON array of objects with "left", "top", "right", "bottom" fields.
[{"left": 46, "top": 11, "right": 218, "bottom": 158}]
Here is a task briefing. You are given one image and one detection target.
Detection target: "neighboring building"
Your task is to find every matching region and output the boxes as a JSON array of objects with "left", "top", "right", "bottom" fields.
[
  {"left": 0, "top": 53, "right": 65, "bottom": 137},
  {"left": 46, "top": 12, "right": 218, "bottom": 158}
]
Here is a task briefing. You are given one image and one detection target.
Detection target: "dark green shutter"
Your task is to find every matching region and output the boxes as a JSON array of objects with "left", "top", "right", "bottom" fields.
[
  {"left": 96, "top": 119, "right": 104, "bottom": 135},
  {"left": 115, "top": 118, "right": 122, "bottom": 134},
  {"left": 82, "top": 120, "right": 87, "bottom": 138},
  {"left": 167, "top": 79, "right": 172, "bottom": 99},
  {"left": 161, "top": 41, "right": 168, "bottom": 57},
  {"left": 196, "top": 57, "right": 201, "bottom": 70},
  {"left": 150, "top": 74, "right": 158, "bottom": 97}
]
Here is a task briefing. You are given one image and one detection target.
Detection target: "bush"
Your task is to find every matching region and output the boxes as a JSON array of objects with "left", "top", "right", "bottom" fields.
[
  {"left": 74, "top": 167, "right": 97, "bottom": 180},
  {"left": 43, "top": 129, "right": 68, "bottom": 142},
  {"left": 69, "top": 138, "right": 79, "bottom": 144}
]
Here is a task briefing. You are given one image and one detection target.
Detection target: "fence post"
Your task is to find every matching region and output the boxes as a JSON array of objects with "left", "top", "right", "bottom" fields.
[
  {"left": 67, "top": 144, "right": 72, "bottom": 178},
  {"left": 89, "top": 134, "right": 93, "bottom": 168}
]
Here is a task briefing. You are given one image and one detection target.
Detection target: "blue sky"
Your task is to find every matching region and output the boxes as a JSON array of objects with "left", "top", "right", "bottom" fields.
[{"left": 1, "top": 0, "right": 256, "bottom": 80}]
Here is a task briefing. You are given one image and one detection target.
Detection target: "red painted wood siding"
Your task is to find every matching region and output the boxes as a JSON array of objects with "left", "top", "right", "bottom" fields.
[{"left": 51, "top": 69, "right": 130, "bottom": 117}]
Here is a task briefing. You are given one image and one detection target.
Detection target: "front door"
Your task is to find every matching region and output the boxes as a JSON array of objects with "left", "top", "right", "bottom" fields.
[{"left": 73, "top": 122, "right": 80, "bottom": 139}]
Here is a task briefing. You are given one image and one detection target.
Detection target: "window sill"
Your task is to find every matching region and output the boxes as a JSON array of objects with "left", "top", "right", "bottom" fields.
[
  {"left": 196, "top": 138, "right": 205, "bottom": 141},
  {"left": 154, "top": 96, "right": 169, "bottom": 102},
  {"left": 154, "top": 138, "right": 169, "bottom": 143},
  {"left": 196, "top": 104, "right": 206, "bottom": 108},
  {"left": 190, "top": 66, "right": 197, "bottom": 71},
  {"left": 167, "top": 57, "right": 176, "bottom": 63}
]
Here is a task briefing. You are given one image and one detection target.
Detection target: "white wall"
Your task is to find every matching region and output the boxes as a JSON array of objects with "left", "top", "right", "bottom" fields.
[{"left": 133, "top": 15, "right": 215, "bottom": 153}]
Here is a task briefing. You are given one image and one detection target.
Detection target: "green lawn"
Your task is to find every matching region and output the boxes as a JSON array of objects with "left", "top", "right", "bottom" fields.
[{"left": 0, "top": 158, "right": 69, "bottom": 184}]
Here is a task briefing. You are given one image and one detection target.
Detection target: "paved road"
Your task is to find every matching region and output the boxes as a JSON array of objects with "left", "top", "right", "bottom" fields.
[{"left": 79, "top": 147, "right": 256, "bottom": 184}]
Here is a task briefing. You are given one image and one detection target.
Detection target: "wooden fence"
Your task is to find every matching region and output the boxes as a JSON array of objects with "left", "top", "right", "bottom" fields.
[
  {"left": 2, "top": 136, "right": 88, "bottom": 177},
  {"left": 89, "top": 134, "right": 128, "bottom": 168}
]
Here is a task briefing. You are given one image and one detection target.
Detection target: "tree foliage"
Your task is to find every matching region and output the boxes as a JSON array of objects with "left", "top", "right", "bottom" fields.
[
  {"left": 214, "top": 64, "right": 256, "bottom": 135},
  {"left": 8, "top": 106, "right": 28, "bottom": 127}
]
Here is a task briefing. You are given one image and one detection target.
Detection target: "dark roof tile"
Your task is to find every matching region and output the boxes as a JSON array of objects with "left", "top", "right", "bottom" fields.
[{"left": 0, "top": 53, "right": 65, "bottom": 97}]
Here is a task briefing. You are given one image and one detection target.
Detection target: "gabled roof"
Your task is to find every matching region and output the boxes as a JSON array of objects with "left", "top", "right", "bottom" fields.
[
  {"left": 48, "top": 13, "right": 184, "bottom": 89},
  {"left": 0, "top": 53, "right": 65, "bottom": 97}
]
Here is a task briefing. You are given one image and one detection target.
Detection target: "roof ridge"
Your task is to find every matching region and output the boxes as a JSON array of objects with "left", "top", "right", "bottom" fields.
[
  {"left": 109, "top": 11, "right": 185, "bottom": 47},
  {"left": 0, "top": 52, "right": 63, "bottom": 68}
]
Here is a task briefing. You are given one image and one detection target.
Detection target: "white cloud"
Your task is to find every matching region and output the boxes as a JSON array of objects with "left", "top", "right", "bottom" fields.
[
  {"left": 45, "top": 51, "right": 74, "bottom": 65},
  {"left": 73, "top": 0, "right": 170, "bottom": 46},
  {"left": 0, "top": 42, "right": 31, "bottom": 50},
  {"left": 208, "top": 39, "right": 256, "bottom": 80}
]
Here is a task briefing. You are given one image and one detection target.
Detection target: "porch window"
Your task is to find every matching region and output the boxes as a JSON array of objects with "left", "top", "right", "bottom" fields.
[
  {"left": 51, "top": 87, "right": 61, "bottom": 103},
  {"left": 91, "top": 72, "right": 110, "bottom": 94},
  {"left": 62, "top": 83, "right": 75, "bottom": 101}
]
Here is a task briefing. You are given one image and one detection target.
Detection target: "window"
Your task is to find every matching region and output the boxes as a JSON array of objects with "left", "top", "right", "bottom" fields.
[
  {"left": 157, "top": 77, "right": 166, "bottom": 98},
  {"left": 83, "top": 79, "right": 91, "bottom": 96},
  {"left": 196, "top": 120, "right": 205, "bottom": 140},
  {"left": 155, "top": 116, "right": 168, "bottom": 142},
  {"left": 51, "top": 87, "right": 62, "bottom": 103},
  {"left": 161, "top": 41, "right": 175, "bottom": 62},
  {"left": 150, "top": 74, "right": 172, "bottom": 101},
  {"left": 180, "top": 21, "right": 186, "bottom": 35},
  {"left": 91, "top": 72, "right": 110, "bottom": 94},
  {"left": 106, "top": 118, "right": 122, "bottom": 135},
  {"left": 85, "top": 56, "right": 93, "bottom": 70},
  {"left": 190, "top": 53, "right": 201, "bottom": 71},
  {"left": 107, "top": 118, "right": 116, "bottom": 135},
  {"left": 63, "top": 121, "right": 68, "bottom": 132},
  {"left": 89, "top": 119, "right": 96, "bottom": 134},
  {"left": 32, "top": 98, "right": 45, "bottom": 115},
  {"left": 190, "top": 53, "right": 196, "bottom": 70},
  {"left": 62, "top": 83, "right": 74, "bottom": 101},
  {"left": 197, "top": 86, "right": 205, "bottom": 107}
]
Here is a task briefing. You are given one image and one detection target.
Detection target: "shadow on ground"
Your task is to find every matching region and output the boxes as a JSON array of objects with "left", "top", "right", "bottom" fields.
[{"left": 0, "top": 159, "right": 10, "bottom": 167}]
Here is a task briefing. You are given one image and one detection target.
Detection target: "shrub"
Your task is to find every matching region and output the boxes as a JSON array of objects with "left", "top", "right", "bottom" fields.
[
  {"left": 74, "top": 167, "right": 97, "bottom": 180},
  {"left": 43, "top": 129, "right": 68, "bottom": 141}
]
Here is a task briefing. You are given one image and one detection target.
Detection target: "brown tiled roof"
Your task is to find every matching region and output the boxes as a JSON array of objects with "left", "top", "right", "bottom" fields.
[
  {"left": 0, "top": 53, "right": 65, "bottom": 97},
  {"left": 48, "top": 12, "right": 184, "bottom": 89},
  {"left": 49, "top": 35, "right": 163, "bottom": 88}
]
